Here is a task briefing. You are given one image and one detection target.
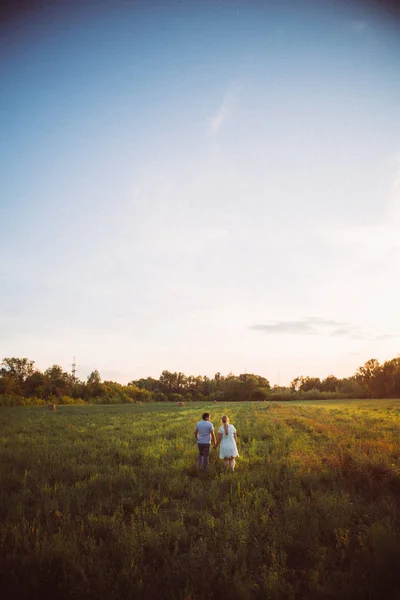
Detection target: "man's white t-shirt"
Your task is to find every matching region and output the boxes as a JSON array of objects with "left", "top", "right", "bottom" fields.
[{"left": 196, "top": 420, "right": 214, "bottom": 444}]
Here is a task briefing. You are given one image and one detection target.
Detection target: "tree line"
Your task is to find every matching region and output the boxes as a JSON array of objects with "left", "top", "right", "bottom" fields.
[{"left": 0, "top": 355, "right": 399, "bottom": 406}]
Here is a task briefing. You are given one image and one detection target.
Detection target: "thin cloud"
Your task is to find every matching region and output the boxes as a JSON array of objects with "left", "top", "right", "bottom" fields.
[
  {"left": 207, "top": 91, "right": 236, "bottom": 136},
  {"left": 209, "top": 103, "right": 228, "bottom": 136},
  {"left": 250, "top": 320, "right": 318, "bottom": 335},
  {"left": 249, "top": 318, "right": 399, "bottom": 340},
  {"left": 249, "top": 318, "right": 347, "bottom": 336},
  {"left": 330, "top": 327, "right": 365, "bottom": 340}
]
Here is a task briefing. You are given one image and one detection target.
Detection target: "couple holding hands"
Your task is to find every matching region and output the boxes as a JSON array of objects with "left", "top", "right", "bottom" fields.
[{"left": 195, "top": 412, "right": 239, "bottom": 472}]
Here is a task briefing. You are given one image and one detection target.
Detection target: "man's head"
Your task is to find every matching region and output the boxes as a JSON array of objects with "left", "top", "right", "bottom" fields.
[{"left": 202, "top": 412, "right": 210, "bottom": 421}]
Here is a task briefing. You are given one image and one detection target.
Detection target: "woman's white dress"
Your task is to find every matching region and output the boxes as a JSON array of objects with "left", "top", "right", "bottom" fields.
[{"left": 219, "top": 424, "right": 239, "bottom": 459}]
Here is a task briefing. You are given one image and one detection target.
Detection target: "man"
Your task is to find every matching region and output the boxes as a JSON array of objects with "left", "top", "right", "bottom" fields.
[{"left": 195, "top": 412, "right": 217, "bottom": 469}]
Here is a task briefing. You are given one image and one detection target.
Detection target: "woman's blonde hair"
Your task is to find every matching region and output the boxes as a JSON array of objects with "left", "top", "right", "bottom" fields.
[{"left": 222, "top": 415, "right": 229, "bottom": 436}]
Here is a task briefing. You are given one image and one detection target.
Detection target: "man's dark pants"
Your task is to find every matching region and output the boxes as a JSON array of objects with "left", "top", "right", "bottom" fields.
[{"left": 198, "top": 443, "right": 211, "bottom": 468}]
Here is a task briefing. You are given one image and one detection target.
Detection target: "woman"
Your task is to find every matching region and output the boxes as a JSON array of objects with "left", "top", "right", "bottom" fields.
[{"left": 215, "top": 415, "right": 239, "bottom": 472}]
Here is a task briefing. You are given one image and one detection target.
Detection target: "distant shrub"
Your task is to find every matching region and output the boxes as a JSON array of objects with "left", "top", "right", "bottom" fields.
[
  {"left": 121, "top": 394, "right": 135, "bottom": 404},
  {"left": 317, "top": 391, "right": 340, "bottom": 400},
  {"left": 0, "top": 394, "right": 22, "bottom": 406},
  {"left": 209, "top": 391, "right": 223, "bottom": 402},
  {"left": 125, "top": 384, "right": 142, "bottom": 402},
  {"left": 22, "top": 396, "right": 47, "bottom": 406},
  {"left": 269, "top": 392, "right": 292, "bottom": 401},
  {"left": 0, "top": 394, "right": 47, "bottom": 406},
  {"left": 301, "top": 387, "right": 322, "bottom": 400},
  {"left": 153, "top": 392, "right": 168, "bottom": 402},
  {"left": 59, "top": 395, "right": 85, "bottom": 405},
  {"left": 250, "top": 388, "right": 270, "bottom": 402},
  {"left": 169, "top": 393, "right": 185, "bottom": 403},
  {"left": 137, "top": 389, "right": 153, "bottom": 403},
  {"left": 92, "top": 395, "right": 121, "bottom": 405},
  {"left": 191, "top": 393, "right": 206, "bottom": 402}
]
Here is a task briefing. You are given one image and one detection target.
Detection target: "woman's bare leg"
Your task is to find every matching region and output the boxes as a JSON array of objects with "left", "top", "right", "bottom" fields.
[{"left": 230, "top": 458, "right": 236, "bottom": 471}]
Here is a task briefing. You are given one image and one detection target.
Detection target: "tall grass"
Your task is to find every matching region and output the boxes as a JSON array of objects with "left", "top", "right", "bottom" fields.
[{"left": 1, "top": 401, "right": 400, "bottom": 599}]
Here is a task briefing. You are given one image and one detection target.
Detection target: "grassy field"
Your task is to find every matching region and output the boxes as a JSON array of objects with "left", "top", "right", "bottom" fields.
[{"left": 1, "top": 400, "right": 400, "bottom": 599}]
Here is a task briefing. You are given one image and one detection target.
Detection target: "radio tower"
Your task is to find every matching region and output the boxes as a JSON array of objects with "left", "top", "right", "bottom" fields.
[{"left": 71, "top": 357, "right": 77, "bottom": 382}]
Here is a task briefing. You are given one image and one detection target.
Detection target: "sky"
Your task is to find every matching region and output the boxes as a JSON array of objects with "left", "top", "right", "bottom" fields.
[{"left": 1, "top": 0, "right": 400, "bottom": 385}]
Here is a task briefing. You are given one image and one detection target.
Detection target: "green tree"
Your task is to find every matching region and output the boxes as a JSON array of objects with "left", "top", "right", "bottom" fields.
[
  {"left": 23, "top": 371, "right": 51, "bottom": 398},
  {"left": 381, "top": 357, "right": 400, "bottom": 397},
  {"left": 321, "top": 375, "right": 339, "bottom": 393},
  {"left": 0, "top": 358, "right": 36, "bottom": 396},
  {"left": 299, "top": 376, "right": 322, "bottom": 392},
  {"left": 85, "top": 370, "right": 104, "bottom": 399},
  {"left": 221, "top": 373, "right": 270, "bottom": 401},
  {"left": 131, "top": 377, "right": 159, "bottom": 392},
  {"left": 45, "top": 365, "right": 72, "bottom": 398},
  {"left": 354, "top": 359, "right": 380, "bottom": 398},
  {"left": 159, "top": 371, "right": 187, "bottom": 394},
  {"left": 290, "top": 377, "right": 302, "bottom": 392},
  {"left": 250, "top": 387, "right": 270, "bottom": 401},
  {"left": 1, "top": 357, "right": 35, "bottom": 380},
  {"left": 336, "top": 377, "right": 363, "bottom": 397}
]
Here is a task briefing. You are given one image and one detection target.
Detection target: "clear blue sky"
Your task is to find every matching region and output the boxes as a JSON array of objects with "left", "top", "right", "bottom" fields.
[{"left": 1, "top": 0, "right": 400, "bottom": 384}]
